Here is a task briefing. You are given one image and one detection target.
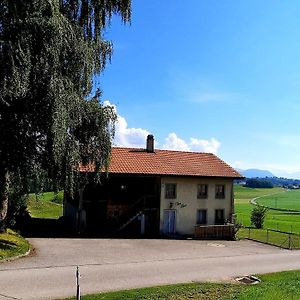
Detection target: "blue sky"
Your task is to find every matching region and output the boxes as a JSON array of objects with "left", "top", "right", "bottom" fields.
[{"left": 97, "top": 0, "right": 300, "bottom": 178}]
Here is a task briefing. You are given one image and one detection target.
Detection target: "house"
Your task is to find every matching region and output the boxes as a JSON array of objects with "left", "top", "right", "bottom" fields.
[{"left": 64, "top": 135, "right": 243, "bottom": 237}]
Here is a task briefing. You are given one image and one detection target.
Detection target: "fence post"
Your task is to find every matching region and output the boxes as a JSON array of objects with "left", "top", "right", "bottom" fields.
[
  {"left": 266, "top": 229, "right": 269, "bottom": 244},
  {"left": 76, "top": 266, "right": 80, "bottom": 300},
  {"left": 248, "top": 227, "right": 250, "bottom": 239},
  {"left": 288, "top": 234, "right": 291, "bottom": 250}
]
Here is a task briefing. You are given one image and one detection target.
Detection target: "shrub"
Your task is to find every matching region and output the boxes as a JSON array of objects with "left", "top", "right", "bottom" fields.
[{"left": 251, "top": 206, "right": 267, "bottom": 229}]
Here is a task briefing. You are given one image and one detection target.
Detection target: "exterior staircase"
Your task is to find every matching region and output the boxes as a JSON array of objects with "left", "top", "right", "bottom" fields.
[
  {"left": 117, "top": 195, "right": 155, "bottom": 233},
  {"left": 118, "top": 210, "right": 143, "bottom": 231}
]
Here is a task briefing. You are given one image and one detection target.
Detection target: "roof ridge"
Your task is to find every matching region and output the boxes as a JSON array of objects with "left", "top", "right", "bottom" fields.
[
  {"left": 80, "top": 146, "right": 244, "bottom": 179},
  {"left": 112, "top": 146, "right": 215, "bottom": 155}
]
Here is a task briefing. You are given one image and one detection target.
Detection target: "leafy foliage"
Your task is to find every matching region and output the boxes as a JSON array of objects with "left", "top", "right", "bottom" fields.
[
  {"left": 0, "top": 0, "right": 131, "bottom": 230},
  {"left": 251, "top": 206, "right": 267, "bottom": 229}
]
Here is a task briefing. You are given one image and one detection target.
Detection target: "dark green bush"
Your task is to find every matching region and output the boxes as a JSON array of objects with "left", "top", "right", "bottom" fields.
[{"left": 251, "top": 206, "right": 267, "bottom": 229}]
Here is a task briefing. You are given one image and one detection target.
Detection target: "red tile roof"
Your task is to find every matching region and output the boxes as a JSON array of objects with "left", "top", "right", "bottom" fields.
[{"left": 80, "top": 147, "right": 243, "bottom": 178}]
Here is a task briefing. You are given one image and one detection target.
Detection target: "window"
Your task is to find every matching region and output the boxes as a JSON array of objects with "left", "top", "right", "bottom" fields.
[
  {"left": 197, "top": 209, "right": 207, "bottom": 225},
  {"left": 215, "top": 209, "right": 224, "bottom": 225},
  {"left": 165, "top": 183, "right": 177, "bottom": 199},
  {"left": 215, "top": 184, "right": 225, "bottom": 199},
  {"left": 197, "top": 184, "right": 208, "bottom": 199}
]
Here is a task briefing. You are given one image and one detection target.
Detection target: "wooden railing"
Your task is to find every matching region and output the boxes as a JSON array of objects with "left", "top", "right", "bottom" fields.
[
  {"left": 194, "top": 224, "right": 235, "bottom": 239},
  {"left": 117, "top": 195, "right": 156, "bottom": 232}
]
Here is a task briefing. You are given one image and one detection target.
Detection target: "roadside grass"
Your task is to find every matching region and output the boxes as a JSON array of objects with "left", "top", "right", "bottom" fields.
[
  {"left": 62, "top": 270, "right": 300, "bottom": 300},
  {"left": 0, "top": 229, "right": 30, "bottom": 261},
  {"left": 27, "top": 191, "right": 63, "bottom": 219},
  {"left": 238, "top": 227, "right": 300, "bottom": 249},
  {"left": 63, "top": 282, "right": 245, "bottom": 300}
]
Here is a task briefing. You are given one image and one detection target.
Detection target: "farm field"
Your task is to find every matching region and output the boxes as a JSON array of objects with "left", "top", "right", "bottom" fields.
[
  {"left": 27, "top": 191, "right": 63, "bottom": 219},
  {"left": 256, "top": 189, "right": 300, "bottom": 211},
  {"left": 234, "top": 185, "right": 300, "bottom": 234}
]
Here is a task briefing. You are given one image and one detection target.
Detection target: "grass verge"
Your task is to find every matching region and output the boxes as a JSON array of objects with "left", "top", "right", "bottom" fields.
[
  {"left": 238, "top": 227, "right": 300, "bottom": 249},
  {"left": 62, "top": 270, "right": 300, "bottom": 300},
  {"left": 0, "top": 229, "right": 30, "bottom": 261}
]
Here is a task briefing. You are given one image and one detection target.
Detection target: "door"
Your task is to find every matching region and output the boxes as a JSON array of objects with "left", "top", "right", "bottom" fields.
[
  {"left": 215, "top": 209, "right": 225, "bottom": 225},
  {"left": 163, "top": 209, "right": 176, "bottom": 234}
]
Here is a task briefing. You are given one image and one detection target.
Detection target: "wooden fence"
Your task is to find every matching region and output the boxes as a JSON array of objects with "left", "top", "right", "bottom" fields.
[{"left": 194, "top": 224, "right": 235, "bottom": 239}]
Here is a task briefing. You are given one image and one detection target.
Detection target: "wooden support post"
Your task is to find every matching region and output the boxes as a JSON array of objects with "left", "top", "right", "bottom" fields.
[{"left": 140, "top": 214, "right": 145, "bottom": 235}]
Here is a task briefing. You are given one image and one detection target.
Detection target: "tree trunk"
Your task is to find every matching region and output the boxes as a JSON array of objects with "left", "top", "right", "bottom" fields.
[{"left": 0, "top": 169, "right": 9, "bottom": 233}]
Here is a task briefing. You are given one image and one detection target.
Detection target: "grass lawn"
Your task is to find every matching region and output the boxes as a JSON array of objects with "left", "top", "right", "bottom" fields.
[
  {"left": 62, "top": 270, "right": 300, "bottom": 300},
  {"left": 27, "top": 191, "right": 63, "bottom": 219},
  {"left": 0, "top": 229, "right": 30, "bottom": 260}
]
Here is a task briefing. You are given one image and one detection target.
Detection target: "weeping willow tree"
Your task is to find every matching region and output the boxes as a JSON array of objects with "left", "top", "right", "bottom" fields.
[{"left": 0, "top": 0, "right": 131, "bottom": 232}]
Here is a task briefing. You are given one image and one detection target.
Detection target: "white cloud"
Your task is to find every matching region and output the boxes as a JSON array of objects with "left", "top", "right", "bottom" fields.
[
  {"left": 190, "top": 137, "right": 220, "bottom": 154},
  {"left": 230, "top": 161, "right": 252, "bottom": 170},
  {"left": 163, "top": 133, "right": 220, "bottom": 154},
  {"left": 104, "top": 101, "right": 220, "bottom": 154},
  {"left": 163, "top": 133, "right": 190, "bottom": 151},
  {"left": 187, "top": 92, "right": 241, "bottom": 104},
  {"left": 104, "top": 100, "right": 150, "bottom": 148},
  {"left": 114, "top": 115, "right": 150, "bottom": 148}
]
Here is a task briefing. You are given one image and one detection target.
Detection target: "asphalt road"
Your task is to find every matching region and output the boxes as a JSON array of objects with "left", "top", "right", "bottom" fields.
[{"left": 0, "top": 238, "right": 300, "bottom": 300}]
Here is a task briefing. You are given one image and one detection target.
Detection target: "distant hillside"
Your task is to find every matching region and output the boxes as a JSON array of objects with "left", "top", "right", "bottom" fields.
[{"left": 237, "top": 168, "right": 274, "bottom": 178}]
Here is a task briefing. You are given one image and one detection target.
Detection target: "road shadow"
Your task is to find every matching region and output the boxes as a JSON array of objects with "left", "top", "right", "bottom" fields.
[
  {"left": 19, "top": 217, "right": 162, "bottom": 239},
  {"left": 20, "top": 217, "right": 76, "bottom": 238}
]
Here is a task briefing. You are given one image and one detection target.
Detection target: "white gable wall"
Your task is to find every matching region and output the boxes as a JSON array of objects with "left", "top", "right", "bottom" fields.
[{"left": 160, "top": 177, "right": 234, "bottom": 235}]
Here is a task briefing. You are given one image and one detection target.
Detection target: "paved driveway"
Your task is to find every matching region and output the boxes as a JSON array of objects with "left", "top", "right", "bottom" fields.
[{"left": 0, "top": 238, "right": 300, "bottom": 300}]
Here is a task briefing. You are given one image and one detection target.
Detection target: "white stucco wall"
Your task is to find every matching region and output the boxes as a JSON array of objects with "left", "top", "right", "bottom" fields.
[{"left": 160, "top": 177, "right": 234, "bottom": 235}]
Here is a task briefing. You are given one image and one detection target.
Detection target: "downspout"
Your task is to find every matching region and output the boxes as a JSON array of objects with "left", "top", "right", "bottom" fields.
[{"left": 230, "top": 180, "right": 235, "bottom": 223}]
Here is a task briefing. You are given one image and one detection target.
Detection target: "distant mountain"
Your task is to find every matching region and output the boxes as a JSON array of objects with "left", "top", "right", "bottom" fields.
[{"left": 237, "top": 168, "right": 274, "bottom": 178}]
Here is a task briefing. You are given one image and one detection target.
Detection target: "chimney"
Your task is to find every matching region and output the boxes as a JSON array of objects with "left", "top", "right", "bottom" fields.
[{"left": 146, "top": 134, "right": 154, "bottom": 152}]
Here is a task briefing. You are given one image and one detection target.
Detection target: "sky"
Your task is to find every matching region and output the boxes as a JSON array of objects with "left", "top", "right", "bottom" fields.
[{"left": 97, "top": 0, "right": 300, "bottom": 178}]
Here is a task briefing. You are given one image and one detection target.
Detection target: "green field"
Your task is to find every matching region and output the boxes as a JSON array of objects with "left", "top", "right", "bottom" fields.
[
  {"left": 63, "top": 270, "right": 300, "bottom": 300},
  {"left": 256, "top": 189, "right": 300, "bottom": 211},
  {"left": 234, "top": 185, "right": 300, "bottom": 248},
  {"left": 234, "top": 186, "right": 300, "bottom": 234},
  {"left": 27, "top": 191, "right": 63, "bottom": 219}
]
